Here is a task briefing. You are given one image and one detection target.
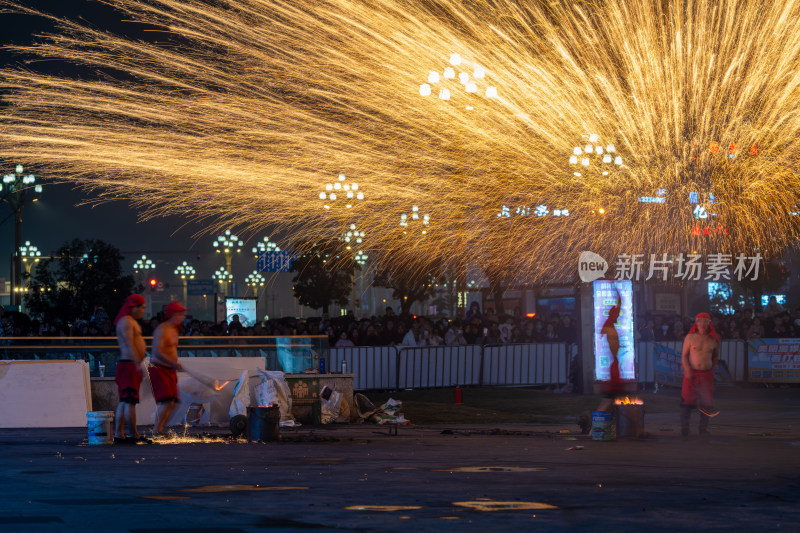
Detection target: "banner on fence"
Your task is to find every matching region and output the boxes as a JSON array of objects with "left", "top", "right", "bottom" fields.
[
  {"left": 653, "top": 343, "right": 683, "bottom": 387},
  {"left": 747, "top": 338, "right": 800, "bottom": 383},
  {"left": 653, "top": 342, "right": 734, "bottom": 387}
]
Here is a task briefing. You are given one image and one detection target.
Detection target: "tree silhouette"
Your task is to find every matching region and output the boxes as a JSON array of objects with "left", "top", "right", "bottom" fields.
[{"left": 25, "top": 239, "right": 134, "bottom": 326}]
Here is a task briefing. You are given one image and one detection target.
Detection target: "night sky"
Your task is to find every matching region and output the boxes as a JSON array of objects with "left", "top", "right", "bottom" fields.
[{"left": 0, "top": 1, "right": 246, "bottom": 285}]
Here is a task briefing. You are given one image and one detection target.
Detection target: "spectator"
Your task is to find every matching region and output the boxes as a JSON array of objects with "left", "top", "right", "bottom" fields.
[
  {"left": 444, "top": 322, "right": 467, "bottom": 345},
  {"left": 639, "top": 319, "right": 655, "bottom": 342},
  {"left": 486, "top": 322, "right": 502, "bottom": 344},
  {"left": 463, "top": 323, "right": 479, "bottom": 345},
  {"left": 334, "top": 331, "right": 355, "bottom": 348},
  {"left": 558, "top": 315, "right": 576, "bottom": 343},
  {"left": 421, "top": 327, "right": 440, "bottom": 346},
  {"left": 227, "top": 314, "right": 244, "bottom": 336},
  {"left": 363, "top": 324, "right": 381, "bottom": 346},
  {"left": 464, "top": 301, "right": 487, "bottom": 326},
  {"left": 401, "top": 321, "right": 422, "bottom": 347},
  {"left": 394, "top": 321, "right": 408, "bottom": 345},
  {"left": 765, "top": 296, "right": 784, "bottom": 316},
  {"left": 746, "top": 317, "right": 765, "bottom": 339},
  {"left": 521, "top": 320, "right": 538, "bottom": 343},
  {"left": 349, "top": 327, "right": 362, "bottom": 346},
  {"left": 543, "top": 322, "right": 559, "bottom": 342}
]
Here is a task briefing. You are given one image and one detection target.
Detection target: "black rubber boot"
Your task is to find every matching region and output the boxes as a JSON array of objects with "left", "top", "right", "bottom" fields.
[{"left": 680, "top": 406, "right": 692, "bottom": 436}]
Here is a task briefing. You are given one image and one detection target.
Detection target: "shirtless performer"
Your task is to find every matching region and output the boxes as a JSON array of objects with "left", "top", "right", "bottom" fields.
[
  {"left": 114, "top": 294, "right": 147, "bottom": 442},
  {"left": 680, "top": 312, "right": 720, "bottom": 436},
  {"left": 148, "top": 302, "right": 187, "bottom": 436}
]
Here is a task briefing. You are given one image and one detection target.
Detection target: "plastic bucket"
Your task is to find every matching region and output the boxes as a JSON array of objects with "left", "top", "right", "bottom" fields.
[
  {"left": 87, "top": 411, "right": 115, "bottom": 445},
  {"left": 591, "top": 411, "right": 616, "bottom": 441},
  {"left": 247, "top": 406, "right": 281, "bottom": 442}
]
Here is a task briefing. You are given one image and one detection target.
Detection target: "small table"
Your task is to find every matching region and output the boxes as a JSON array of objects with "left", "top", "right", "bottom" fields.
[{"left": 284, "top": 373, "right": 356, "bottom": 423}]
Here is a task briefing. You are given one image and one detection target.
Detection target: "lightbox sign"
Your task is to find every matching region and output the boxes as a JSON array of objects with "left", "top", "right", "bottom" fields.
[
  {"left": 225, "top": 297, "right": 257, "bottom": 327},
  {"left": 593, "top": 280, "right": 635, "bottom": 382}
]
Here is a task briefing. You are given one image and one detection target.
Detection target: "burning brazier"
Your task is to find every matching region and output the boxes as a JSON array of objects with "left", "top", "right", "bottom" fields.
[{"left": 615, "top": 396, "right": 645, "bottom": 438}]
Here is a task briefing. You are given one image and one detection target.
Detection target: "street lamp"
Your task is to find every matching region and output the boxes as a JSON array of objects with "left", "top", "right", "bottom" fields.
[
  {"left": 569, "top": 133, "right": 622, "bottom": 216},
  {"left": 319, "top": 173, "right": 364, "bottom": 210},
  {"left": 19, "top": 240, "right": 42, "bottom": 275},
  {"left": 174, "top": 261, "right": 196, "bottom": 303},
  {"left": 245, "top": 269, "right": 267, "bottom": 320},
  {"left": 568, "top": 133, "right": 623, "bottom": 172},
  {"left": 418, "top": 53, "right": 498, "bottom": 110},
  {"left": 252, "top": 236, "right": 281, "bottom": 257},
  {"left": 212, "top": 266, "right": 233, "bottom": 295},
  {"left": 213, "top": 230, "right": 242, "bottom": 283},
  {"left": 1, "top": 164, "right": 43, "bottom": 306},
  {"left": 399, "top": 205, "right": 431, "bottom": 234},
  {"left": 342, "top": 224, "right": 365, "bottom": 250},
  {"left": 133, "top": 254, "right": 155, "bottom": 288}
]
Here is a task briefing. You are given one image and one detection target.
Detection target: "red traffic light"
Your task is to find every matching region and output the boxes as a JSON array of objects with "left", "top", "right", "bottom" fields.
[{"left": 149, "top": 278, "right": 157, "bottom": 286}]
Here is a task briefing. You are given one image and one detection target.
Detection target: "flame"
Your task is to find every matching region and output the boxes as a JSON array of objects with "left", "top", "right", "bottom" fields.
[
  {"left": 213, "top": 380, "right": 230, "bottom": 391},
  {"left": 614, "top": 396, "right": 644, "bottom": 405}
]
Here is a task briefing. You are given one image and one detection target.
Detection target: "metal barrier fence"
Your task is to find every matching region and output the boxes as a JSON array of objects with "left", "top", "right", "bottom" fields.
[
  {"left": 0, "top": 337, "right": 749, "bottom": 388},
  {"left": 0, "top": 336, "right": 329, "bottom": 377},
  {"left": 482, "top": 343, "right": 572, "bottom": 386},
  {"left": 329, "top": 343, "right": 573, "bottom": 390},
  {"left": 399, "top": 345, "right": 483, "bottom": 389},
  {"left": 327, "top": 346, "right": 398, "bottom": 391}
]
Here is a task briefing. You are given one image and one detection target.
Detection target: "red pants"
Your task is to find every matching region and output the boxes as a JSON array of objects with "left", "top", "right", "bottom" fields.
[
  {"left": 115, "top": 360, "right": 143, "bottom": 404},
  {"left": 681, "top": 369, "right": 714, "bottom": 409},
  {"left": 148, "top": 364, "right": 179, "bottom": 403}
]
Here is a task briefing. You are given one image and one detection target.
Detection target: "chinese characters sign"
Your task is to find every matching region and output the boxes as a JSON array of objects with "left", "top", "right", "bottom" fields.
[
  {"left": 748, "top": 339, "right": 800, "bottom": 383},
  {"left": 612, "top": 253, "right": 762, "bottom": 281}
]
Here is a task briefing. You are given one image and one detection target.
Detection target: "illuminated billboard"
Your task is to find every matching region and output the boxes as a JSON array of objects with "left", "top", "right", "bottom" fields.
[
  {"left": 225, "top": 297, "right": 258, "bottom": 327},
  {"left": 593, "top": 280, "right": 635, "bottom": 382}
]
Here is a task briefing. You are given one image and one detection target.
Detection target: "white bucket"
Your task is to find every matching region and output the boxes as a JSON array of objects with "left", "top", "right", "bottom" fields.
[{"left": 87, "top": 411, "right": 115, "bottom": 445}]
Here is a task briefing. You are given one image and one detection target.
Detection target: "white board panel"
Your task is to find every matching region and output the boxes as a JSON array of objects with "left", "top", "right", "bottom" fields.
[{"left": 0, "top": 360, "right": 91, "bottom": 428}]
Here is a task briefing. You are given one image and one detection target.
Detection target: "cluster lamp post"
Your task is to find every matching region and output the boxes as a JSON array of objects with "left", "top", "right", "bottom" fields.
[
  {"left": 2, "top": 165, "right": 43, "bottom": 307},
  {"left": 173, "top": 261, "right": 196, "bottom": 304}
]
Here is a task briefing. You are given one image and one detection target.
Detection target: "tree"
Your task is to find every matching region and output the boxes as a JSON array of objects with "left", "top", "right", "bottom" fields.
[
  {"left": 707, "top": 256, "right": 789, "bottom": 314},
  {"left": 372, "top": 253, "right": 444, "bottom": 315},
  {"left": 25, "top": 239, "right": 135, "bottom": 325},
  {"left": 290, "top": 238, "right": 355, "bottom": 315},
  {"left": 483, "top": 261, "right": 517, "bottom": 317}
]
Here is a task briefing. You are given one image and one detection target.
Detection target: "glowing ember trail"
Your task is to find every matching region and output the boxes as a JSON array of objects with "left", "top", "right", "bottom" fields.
[{"left": 2, "top": 0, "right": 800, "bottom": 282}]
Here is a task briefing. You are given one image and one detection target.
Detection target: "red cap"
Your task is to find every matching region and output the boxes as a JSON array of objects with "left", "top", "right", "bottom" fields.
[
  {"left": 114, "top": 294, "right": 146, "bottom": 325},
  {"left": 164, "top": 301, "right": 188, "bottom": 320}
]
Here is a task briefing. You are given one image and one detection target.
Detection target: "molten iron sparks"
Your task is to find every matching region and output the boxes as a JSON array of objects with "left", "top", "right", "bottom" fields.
[{"left": 2, "top": 1, "right": 800, "bottom": 282}]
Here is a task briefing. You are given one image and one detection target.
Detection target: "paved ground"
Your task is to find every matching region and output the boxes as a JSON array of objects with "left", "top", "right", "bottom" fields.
[{"left": 1, "top": 389, "right": 799, "bottom": 532}]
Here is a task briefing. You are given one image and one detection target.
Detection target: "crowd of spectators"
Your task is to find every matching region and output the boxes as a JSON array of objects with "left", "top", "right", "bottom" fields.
[
  {"left": 636, "top": 297, "right": 800, "bottom": 342},
  {"left": 3, "top": 295, "right": 798, "bottom": 346},
  {"left": 0, "top": 301, "right": 579, "bottom": 346}
]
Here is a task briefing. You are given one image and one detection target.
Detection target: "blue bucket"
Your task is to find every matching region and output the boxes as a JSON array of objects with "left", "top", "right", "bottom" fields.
[{"left": 591, "top": 411, "right": 616, "bottom": 441}]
